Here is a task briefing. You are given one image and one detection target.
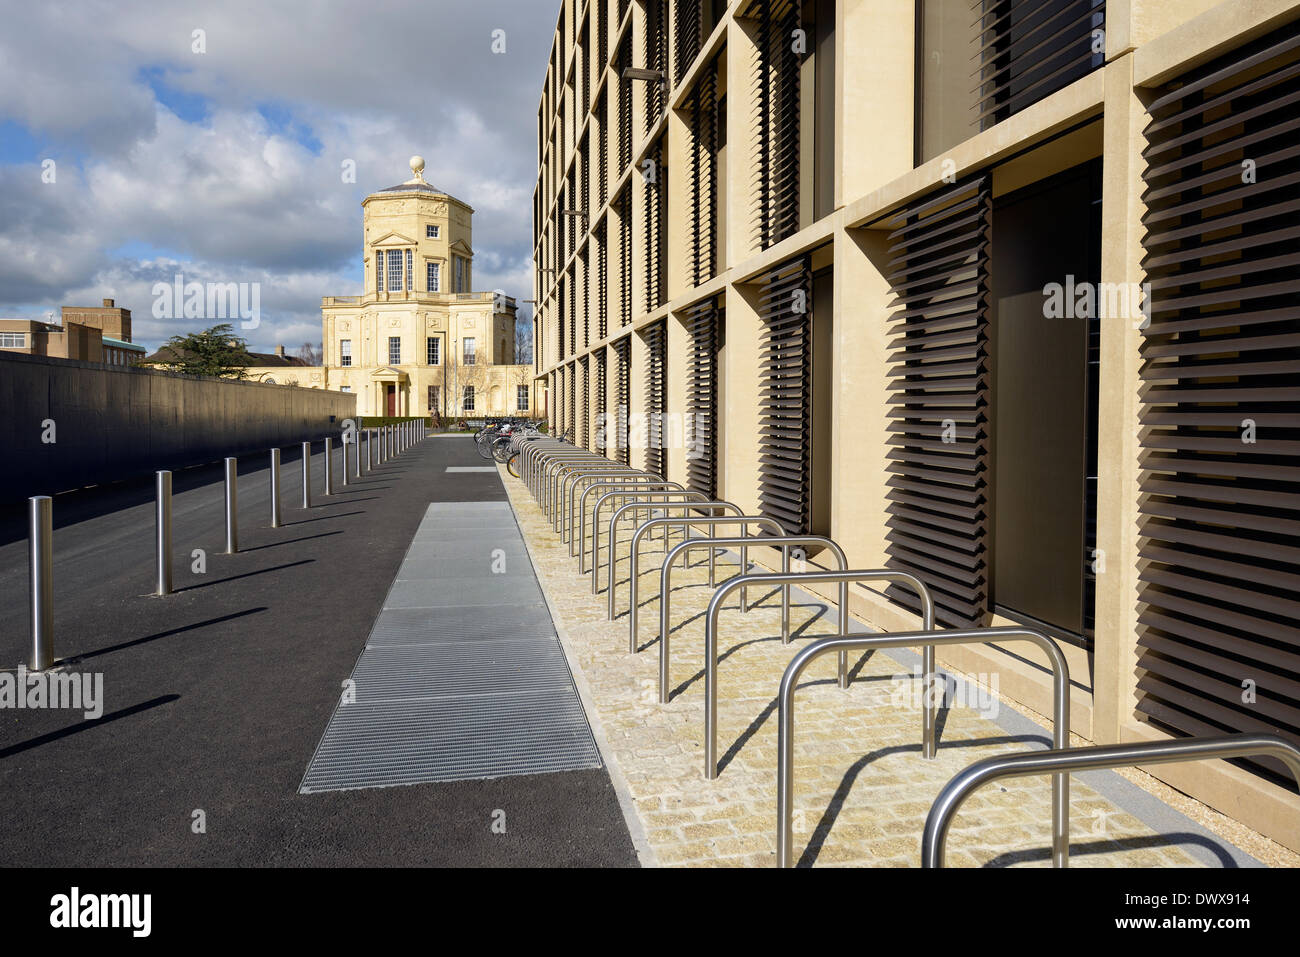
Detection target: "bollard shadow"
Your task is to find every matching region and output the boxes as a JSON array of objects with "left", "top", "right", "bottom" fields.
[
  {"left": 980, "top": 833, "right": 1240, "bottom": 868},
  {"left": 286, "top": 511, "right": 364, "bottom": 526},
  {"left": 176, "top": 559, "right": 314, "bottom": 592},
  {"left": 0, "top": 694, "right": 181, "bottom": 759},
  {"left": 795, "top": 732, "right": 1052, "bottom": 868},
  {"left": 239, "top": 531, "right": 342, "bottom": 553},
  {"left": 80, "top": 608, "right": 267, "bottom": 659}
]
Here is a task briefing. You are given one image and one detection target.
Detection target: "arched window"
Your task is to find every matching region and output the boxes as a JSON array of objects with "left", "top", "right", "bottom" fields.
[{"left": 463, "top": 385, "right": 476, "bottom": 411}]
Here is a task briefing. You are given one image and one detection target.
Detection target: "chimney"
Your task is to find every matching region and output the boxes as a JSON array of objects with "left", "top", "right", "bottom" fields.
[
  {"left": 275, "top": 345, "right": 286, "bottom": 357},
  {"left": 102, "top": 299, "right": 114, "bottom": 308}
]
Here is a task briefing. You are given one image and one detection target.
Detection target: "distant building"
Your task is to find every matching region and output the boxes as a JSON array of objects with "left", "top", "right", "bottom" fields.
[
  {"left": 0, "top": 299, "right": 146, "bottom": 366},
  {"left": 243, "top": 156, "right": 535, "bottom": 419},
  {"left": 144, "top": 342, "right": 310, "bottom": 379}
]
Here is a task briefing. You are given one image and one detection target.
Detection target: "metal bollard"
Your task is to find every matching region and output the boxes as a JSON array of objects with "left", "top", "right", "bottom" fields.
[
  {"left": 324, "top": 437, "right": 333, "bottom": 495},
  {"left": 224, "top": 457, "right": 239, "bottom": 553},
  {"left": 28, "top": 496, "right": 54, "bottom": 671},
  {"left": 302, "top": 441, "right": 312, "bottom": 508},
  {"left": 270, "top": 449, "right": 281, "bottom": 528},
  {"left": 353, "top": 431, "right": 361, "bottom": 478},
  {"left": 366, "top": 429, "right": 372, "bottom": 470},
  {"left": 156, "top": 471, "right": 172, "bottom": 595},
  {"left": 342, "top": 435, "right": 350, "bottom": 487}
]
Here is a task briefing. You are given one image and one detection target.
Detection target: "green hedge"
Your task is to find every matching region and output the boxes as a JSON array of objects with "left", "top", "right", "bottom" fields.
[{"left": 359, "top": 415, "right": 430, "bottom": 427}]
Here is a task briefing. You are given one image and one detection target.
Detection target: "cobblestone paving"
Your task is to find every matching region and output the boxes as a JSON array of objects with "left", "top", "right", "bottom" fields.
[{"left": 503, "top": 473, "right": 1206, "bottom": 868}]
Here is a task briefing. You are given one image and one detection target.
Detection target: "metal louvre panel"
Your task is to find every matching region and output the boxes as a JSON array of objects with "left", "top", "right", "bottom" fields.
[
  {"left": 675, "top": 0, "right": 702, "bottom": 85},
  {"left": 644, "top": 140, "right": 664, "bottom": 314},
  {"left": 580, "top": 356, "right": 591, "bottom": 449},
  {"left": 1136, "top": 20, "right": 1300, "bottom": 784},
  {"left": 597, "top": 89, "right": 609, "bottom": 207},
  {"left": 757, "top": 258, "right": 812, "bottom": 535},
  {"left": 598, "top": 0, "right": 608, "bottom": 78},
  {"left": 615, "top": 336, "right": 631, "bottom": 465},
  {"left": 882, "top": 175, "right": 992, "bottom": 628},
  {"left": 567, "top": 362, "right": 576, "bottom": 440},
  {"left": 689, "top": 62, "right": 719, "bottom": 287},
  {"left": 644, "top": 0, "right": 666, "bottom": 132},
  {"left": 751, "top": 0, "right": 801, "bottom": 251},
  {"left": 974, "top": 0, "right": 1107, "bottom": 127},
  {"left": 618, "top": 34, "right": 633, "bottom": 171},
  {"left": 618, "top": 189, "right": 632, "bottom": 327},
  {"left": 596, "top": 222, "right": 609, "bottom": 340},
  {"left": 580, "top": 251, "right": 589, "bottom": 350},
  {"left": 685, "top": 299, "right": 719, "bottom": 498},
  {"left": 568, "top": 265, "right": 577, "bottom": 356},
  {"left": 644, "top": 320, "right": 667, "bottom": 477},
  {"left": 595, "top": 348, "right": 608, "bottom": 453}
]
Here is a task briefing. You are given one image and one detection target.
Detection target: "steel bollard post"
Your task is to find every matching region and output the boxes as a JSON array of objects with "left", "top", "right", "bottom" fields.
[
  {"left": 270, "top": 449, "right": 281, "bottom": 528},
  {"left": 156, "top": 471, "right": 172, "bottom": 595},
  {"left": 324, "top": 437, "right": 333, "bottom": 495},
  {"left": 27, "top": 496, "right": 54, "bottom": 671},
  {"left": 224, "top": 457, "right": 239, "bottom": 553},
  {"left": 302, "top": 441, "right": 312, "bottom": 508}
]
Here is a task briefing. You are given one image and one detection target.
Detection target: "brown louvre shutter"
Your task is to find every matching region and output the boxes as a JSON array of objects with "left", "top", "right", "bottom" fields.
[
  {"left": 596, "top": 221, "right": 609, "bottom": 340},
  {"left": 644, "top": 0, "right": 666, "bottom": 132},
  {"left": 1137, "top": 21, "right": 1300, "bottom": 784},
  {"left": 685, "top": 299, "right": 721, "bottom": 498},
  {"left": 618, "top": 34, "right": 633, "bottom": 171},
  {"left": 975, "top": 0, "right": 1107, "bottom": 128},
  {"left": 882, "top": 175, "right": 993, "bottom": 628},
  {"left": 644, "top": 140, "right": 665, "bottom": 314},
  {"left": 689, "top": 61, "right": 719, "bottom": 287},
  {"left": 618, "top": 189, "right": 633, "bottom": 327},
  {"left": 675, "top": 0, "right": 702, "bottom": 84},
  {"left": 595, "top": 348, "right": 608, "bottom": 454},
  {"left": 580, "top": 251, "right": 590, "bottom": 350},
  {"left": 615, "top": 336, "right": 631, "bottom": 465},
  {"left": 597, "top": 89, "right": 609, "bottom": 207},
  {"left": 644, "top": 320, "right": 667, "bottom": 477},
  {"left": 580, "top": 355, "right": 591, "bottom": 449},
  {"left": 757, "top": 258, "right": 813, "bottom": 535},
  {"left": 598, "top": 0, "right": 608, "bottom": 79},
  {"left": 752, "top": 0, "right": 802, "bottom": 251},
  {"left": 567, "top": 361, "right": 577, "bottom": 441}
]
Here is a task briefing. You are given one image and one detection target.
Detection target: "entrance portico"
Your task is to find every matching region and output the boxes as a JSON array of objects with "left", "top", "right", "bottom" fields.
[{"left": 370, "top": 366, "right": 409, "bottom": 417}]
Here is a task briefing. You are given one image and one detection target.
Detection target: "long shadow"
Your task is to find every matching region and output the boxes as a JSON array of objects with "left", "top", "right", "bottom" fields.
[
  {"left": 0, "top": 695, "right": 181, "bottom": 759},
  {"left": 285, "top": 511, "right": 365, "bottom": 526},
  {"left": 176, "top": 559, "right": 314, "bottom": 592},
  {"left": 310, "top": 496, "right": 379, "bottom": 507},
  {"left": 663, "top": 604, "right": 832, "bottom": 690},
  {"left": 796, "top": 732, "right": 1052, "bottom": 868},
  {"left": 981, "top": 833, "right": 1239, "bottom": 868},
  {"left": 77, "top": 608, "right": 268, "bottom": 659},
  {"left": 239, "top": 531, "right": 342, "bottom": 553}
]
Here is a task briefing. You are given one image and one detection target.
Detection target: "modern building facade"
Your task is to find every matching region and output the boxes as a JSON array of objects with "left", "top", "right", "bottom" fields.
[
  {"left": 0, "top": 299, "right": 146, "bottom": 366},
  {"left": 533, "top": 0, "right": 1300, "bottom": 850},
  {"left": 292, "top": 157, "right": 535, "bottom": 419}
]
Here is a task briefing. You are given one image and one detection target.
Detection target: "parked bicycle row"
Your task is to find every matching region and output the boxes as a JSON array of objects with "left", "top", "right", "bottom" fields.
[{"left": 506, "top": 439, "right": 1300, "bottom": 867}]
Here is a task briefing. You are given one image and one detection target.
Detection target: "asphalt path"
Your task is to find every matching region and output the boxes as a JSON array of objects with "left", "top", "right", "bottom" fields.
[{"left": 0, "top": 435, "right": 637, "bottom": 867}]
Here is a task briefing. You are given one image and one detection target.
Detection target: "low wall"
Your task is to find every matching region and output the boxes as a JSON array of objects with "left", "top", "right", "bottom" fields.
[{"left": 0, "top": 351, "right": 357, "bottom": 503}]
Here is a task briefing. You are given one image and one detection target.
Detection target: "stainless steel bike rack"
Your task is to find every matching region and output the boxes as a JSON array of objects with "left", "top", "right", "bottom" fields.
[
  {"left": 654, "top": 531, "right": 848, "bottom": 701},
  {"left": 521, "top": 440, "right": 573, "bottom": 492},
  {"left": 590, "top": 491, "right": 715, "bottom": 585},
  {"left": 607, "top": 501, "right": 744, "bottom": 620},
  {"left": 573, "top": 479, "right": 683, "bottom": 557},
  {"left": 540, "top": 456, "right": 613, "bottom": 516},
  {"left": 557, "top": 467, "right": 649, "bottom": 536},
  {"left": 527, "top": 446, "right": 592, "bottom": 498},
  {"left": 921, "top": 732, "right": 1300, "bottom": 869},
  {"left": 553, "top": 464, "right": 653, "bottom": 529},
  {"left": 772, "top": 623, "right": 1065, "bottom": 865},
  {"left": 632, "top": 519, "right": 795, "bottom": 653}
]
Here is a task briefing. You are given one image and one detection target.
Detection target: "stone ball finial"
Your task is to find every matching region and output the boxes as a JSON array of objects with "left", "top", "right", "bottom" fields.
[{"left": 409, "top": 155, "right": 426, "bottom": 180}]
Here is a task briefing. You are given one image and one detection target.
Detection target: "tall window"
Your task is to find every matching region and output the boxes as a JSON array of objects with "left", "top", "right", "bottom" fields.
[
  {"left": 454, "top": 256, "right": 466, "bottom": 293},
  {"left": 463, "top": 385, "right": 475, "bottom": 411},
  {"left": 387, "top": 250, "right": 404, "bottom": 292},
  {"left": 426, "top": 336, "right": 440, "bottom": 365},
  {"left": 517, "top": 384, "right": 529, "bottom": 411},
  {"left": 463, "top": 337, "right": 476, "bottom": 365},
  {"left": 388, "top": 336, "right": 401, "bottom": 364},
  {"left": 427, "top": 384, "right": 439, "bottom": 412},
  {"left": 426, "top": 224, "right": 440, "bottom": 238},
  {"left": 339, "top": 339, "right": 352, "bottom": 367},
  {"left": 376, "top": 250, "right": 384, "bottom": 292},
  {"left": 426, "top": 261, "right": 440, "bottom": 292},
  {"left": 405, "top": 249, "right": 413, "bottom": 291}
]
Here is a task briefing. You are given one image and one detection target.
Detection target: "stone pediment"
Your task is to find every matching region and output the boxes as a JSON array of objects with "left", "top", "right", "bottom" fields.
[
  {"left": 449, "top": 239, "right": 474, "bottom": 256},
  {"left": 373, "top": 231, "right": 418, "bottom": 247}
]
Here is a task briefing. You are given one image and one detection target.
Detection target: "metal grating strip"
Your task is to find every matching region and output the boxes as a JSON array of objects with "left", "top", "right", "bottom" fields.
[{"left": 301, "top": 497, "right": 601, "bottom": 792}]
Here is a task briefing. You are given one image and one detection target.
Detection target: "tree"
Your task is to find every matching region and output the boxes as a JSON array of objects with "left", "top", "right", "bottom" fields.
[
  {"left": 514, "top": 314, "right": 534, "bottom": 365},
  {"left": 297, "top": 342, "right": 322, "bottom": 365},
  {"left": 148, "top": 324, "right": 252, "bottom": 379}
]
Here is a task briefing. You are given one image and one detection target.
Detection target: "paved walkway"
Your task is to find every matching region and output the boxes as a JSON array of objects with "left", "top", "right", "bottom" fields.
[
  {"left": 501, "top": 466, "right": 1289, "bottom": 868},
  {"left": 0, "top": 436, "right": 636, "bottom": 866}
]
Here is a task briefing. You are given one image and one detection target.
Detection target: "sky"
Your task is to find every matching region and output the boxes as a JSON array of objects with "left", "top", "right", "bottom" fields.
[{"left": 0, "top": 0, "right": 556, "bottom": 355}]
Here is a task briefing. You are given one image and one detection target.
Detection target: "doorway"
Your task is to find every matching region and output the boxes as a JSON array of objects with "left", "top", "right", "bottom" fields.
[{"left": 386, "top": 384, "right": 397, "bottom": 417}]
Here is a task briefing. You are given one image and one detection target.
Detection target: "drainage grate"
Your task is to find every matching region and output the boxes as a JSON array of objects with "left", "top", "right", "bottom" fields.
[{"left": 300, "top": 501, "right": 601, "bottom": 792}]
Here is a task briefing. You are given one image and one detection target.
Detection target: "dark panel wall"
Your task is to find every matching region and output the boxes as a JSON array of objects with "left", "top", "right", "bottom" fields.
[{"left": 0, "top": 352, "right": 355, "bottom": 503}]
